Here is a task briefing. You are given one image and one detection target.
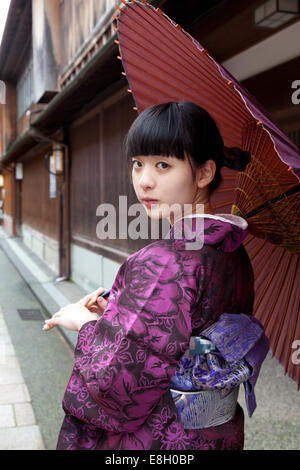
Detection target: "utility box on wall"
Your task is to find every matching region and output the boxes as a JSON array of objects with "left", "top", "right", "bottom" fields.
[{"left": 32, "top": 0, "right": 61, "bottom": 104}]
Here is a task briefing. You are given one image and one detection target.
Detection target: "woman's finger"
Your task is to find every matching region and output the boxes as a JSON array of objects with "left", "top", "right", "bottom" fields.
[
  {"left": 43, "top": 322, "right": 55, "bottom": 331},
  {"left": 81, "top": 295, "right": 96, "bottom": 308},
  {"left": 52, "top": 311, "right": 61, "bottom": 318},
  {"left": 79, "top": 287, "right": 107, "bottom": 308},
  {"left": 87, "top": 292, "right": 106, "bottom": 308},
  {"left": 88, "top": 303, "right": 106, "bottom": 316},
  {"left": 43, "top": 318, "right": 58, "bottom": 331},
  {"left": 96, "top": 297, "right": 107, "bottom": 308},
  {"left": 86, "top": 298, "right": 96, "bottom": 308},
  {"left": 87, "top": 296, "right": 102, "bottom": 309},
  {"left": 78, "top": 296, "right": 89, "bottom": 306}
]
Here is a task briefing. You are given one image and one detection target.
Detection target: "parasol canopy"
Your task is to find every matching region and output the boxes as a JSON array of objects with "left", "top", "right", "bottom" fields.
[{"left": 114, "top": 0, "right": 300, "bottom": 388}]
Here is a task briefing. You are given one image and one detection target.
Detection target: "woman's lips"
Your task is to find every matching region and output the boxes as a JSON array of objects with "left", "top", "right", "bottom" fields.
[{"left": 142, "top": 199, "right": 159, "bottom": 207}]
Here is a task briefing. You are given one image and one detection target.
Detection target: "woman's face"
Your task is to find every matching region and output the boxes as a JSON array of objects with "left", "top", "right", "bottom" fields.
[{"left": 131, "top": 154, "right": 212, "bottom": 224}]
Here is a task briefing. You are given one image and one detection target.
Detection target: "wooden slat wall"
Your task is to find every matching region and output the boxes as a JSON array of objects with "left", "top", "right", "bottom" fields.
[
  {"left": 70, "top": 114, "right": 101, "bottom": 240},
  {"left": 70, "top": 91, "right": 154, "bottom": 261},
  {"left": 22, "top": 153, "right": 59, "bottom": 240},
  {"left": 101, "top": 92, "right": 144, "bottom": 253}
]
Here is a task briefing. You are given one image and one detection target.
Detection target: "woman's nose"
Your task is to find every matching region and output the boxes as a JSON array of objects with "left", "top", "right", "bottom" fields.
[{"left": 139, "top": 168, "right": 155, "bottom": 189}]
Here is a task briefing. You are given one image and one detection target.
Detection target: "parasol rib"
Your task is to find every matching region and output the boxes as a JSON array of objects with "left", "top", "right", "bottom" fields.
[{"left": 244, "top": 184, "right": 300, "bottom": 219}]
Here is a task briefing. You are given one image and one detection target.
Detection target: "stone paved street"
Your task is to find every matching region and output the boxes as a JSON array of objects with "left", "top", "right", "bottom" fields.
[
  {"left": 0, "top": 308, "right": 45, "bottom": 450},
  {"left": 0, "top": 228, "right": 75, "bottom": 450}
]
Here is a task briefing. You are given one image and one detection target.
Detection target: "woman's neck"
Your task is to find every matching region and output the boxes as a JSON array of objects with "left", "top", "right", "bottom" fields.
[{"left": 170, "top": 200, "right": 215, "bottom": 226}]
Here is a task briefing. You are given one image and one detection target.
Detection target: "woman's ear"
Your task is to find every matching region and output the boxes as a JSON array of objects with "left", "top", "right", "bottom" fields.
[{"left": 196, "top": 160, "right": 216, "bottom": 189}]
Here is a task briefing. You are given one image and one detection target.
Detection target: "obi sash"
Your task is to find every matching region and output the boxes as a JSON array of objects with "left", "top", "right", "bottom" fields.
[{"left": 170, "top": 313, "right": 270, "bottom": 428}]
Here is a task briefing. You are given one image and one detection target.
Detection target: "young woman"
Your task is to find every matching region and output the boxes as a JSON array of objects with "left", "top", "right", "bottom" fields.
[{"left": 44, "top": 102, "right": 269, "bottom": 450}]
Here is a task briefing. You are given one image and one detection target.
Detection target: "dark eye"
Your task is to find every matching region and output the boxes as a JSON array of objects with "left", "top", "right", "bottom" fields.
[
  {"left": 132, "top": 159, "right": 141, "bottom": 168},
  {"left": 157, "top": 162, "right": 169, "bottom": 169}
]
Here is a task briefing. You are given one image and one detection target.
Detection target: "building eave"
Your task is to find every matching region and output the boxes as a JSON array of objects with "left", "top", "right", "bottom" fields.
[
  {"left": 0, "top": 35, "right": 125, "bottom": 164},
  {"left": 0, "top": 0, "right": 32, "bottom": 81},
  {"left": 0, "top": 131, "right": 35, "bottom": 166}
]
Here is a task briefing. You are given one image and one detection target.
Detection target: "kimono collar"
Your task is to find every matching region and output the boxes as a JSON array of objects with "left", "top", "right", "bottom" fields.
[{"left": 166, "top": 213, "right": 249, "bottom": 252}]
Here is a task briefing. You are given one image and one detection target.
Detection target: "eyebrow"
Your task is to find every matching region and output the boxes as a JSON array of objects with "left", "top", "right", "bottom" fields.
[{"left": 131, "top": 155, "right": 172, "bottom": 160}]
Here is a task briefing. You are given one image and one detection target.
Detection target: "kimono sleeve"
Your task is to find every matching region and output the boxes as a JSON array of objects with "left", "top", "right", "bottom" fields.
[{"left": 63, "top": 242, "right": 201, "bottom": 433}]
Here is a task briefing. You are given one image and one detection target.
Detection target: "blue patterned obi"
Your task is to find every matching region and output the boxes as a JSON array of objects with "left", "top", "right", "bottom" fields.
[{"left": 170, "top": 313, "right": 269, "bottom": 429}]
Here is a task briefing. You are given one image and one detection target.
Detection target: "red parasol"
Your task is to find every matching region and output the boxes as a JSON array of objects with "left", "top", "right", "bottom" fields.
[{"left": 114, "top": 0, "right": 300, "bottom": 388}]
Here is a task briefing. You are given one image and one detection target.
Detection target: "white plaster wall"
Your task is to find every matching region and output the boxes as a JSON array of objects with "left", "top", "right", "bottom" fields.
[
  {"left": 12, "top": 223, "right": 123, "bottom": 293},
  {"left": 3, "top": 214, "right": 13, "bottom": 236},
  {"left": 70, "top": 243, "right": 122, "bottom": 293},
  {"left": 21, "top": 224, "right": 59, "bottom": 273}
]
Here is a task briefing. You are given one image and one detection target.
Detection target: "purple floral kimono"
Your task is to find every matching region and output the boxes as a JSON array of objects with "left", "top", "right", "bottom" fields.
[{"left": 56, "top": 214, "right": 268, "bottom": 450}]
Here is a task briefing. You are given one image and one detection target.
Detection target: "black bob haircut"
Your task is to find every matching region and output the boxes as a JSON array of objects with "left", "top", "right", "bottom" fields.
[{"left": 124, "top": 101, "right": 250, "bottom": 195}]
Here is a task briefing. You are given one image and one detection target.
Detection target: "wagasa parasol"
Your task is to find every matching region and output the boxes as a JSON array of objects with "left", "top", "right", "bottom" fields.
[{"left": 113, "top": 0, "right": 300, "bottom": 388}]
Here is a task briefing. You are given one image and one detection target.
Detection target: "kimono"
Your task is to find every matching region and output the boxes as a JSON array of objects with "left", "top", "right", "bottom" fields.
[{"left": 56, "top": 213, "right": 269, "bottom": 450}]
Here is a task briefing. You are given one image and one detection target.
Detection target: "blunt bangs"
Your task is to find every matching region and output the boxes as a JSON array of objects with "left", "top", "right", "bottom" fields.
[{"left": 124, "top": 102, "right": 187, "bottom": 165}]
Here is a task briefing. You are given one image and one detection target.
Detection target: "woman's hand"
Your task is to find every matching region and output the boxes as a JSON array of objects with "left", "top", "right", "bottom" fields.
[
  {"left": 43, "top": 303, "right": 98, "bottom": 332},
  {"left": 78, "top": 286, "right": 109, "bottom": 317}
]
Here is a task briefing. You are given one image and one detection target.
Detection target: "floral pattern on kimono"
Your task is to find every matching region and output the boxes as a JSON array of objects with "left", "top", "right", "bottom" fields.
[{"left": 57, "top": 214, "right": 259, "bottom": 450}]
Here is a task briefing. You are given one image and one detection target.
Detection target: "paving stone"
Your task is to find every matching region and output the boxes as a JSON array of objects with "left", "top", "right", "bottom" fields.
[
  {"left": 14, "top": 403, "right": 36, "bottom": 426},
  {"left": 0, "top": 383, "right": 30, "bottom": 405},
  {"left": 0, "top": 404, "right": 15, "bottom": 428},
  {"left": 0, "top": 425, "right": 45, "bottom": 450},
  {"left": 0, "top": 362, "right": 24, "bottom": 385}
]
